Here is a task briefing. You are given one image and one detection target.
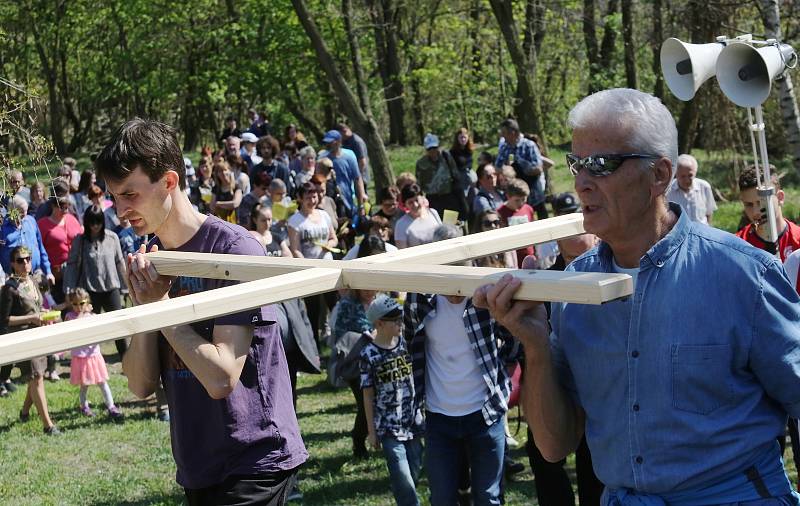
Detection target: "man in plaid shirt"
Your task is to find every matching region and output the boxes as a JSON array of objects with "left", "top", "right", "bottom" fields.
[{"left": 403, "top": 226, "right": 521, "bottom": 505}]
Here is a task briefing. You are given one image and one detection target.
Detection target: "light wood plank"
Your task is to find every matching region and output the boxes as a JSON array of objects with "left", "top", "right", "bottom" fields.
[
  {"left": 367, "top": 213, "right": 585, "bottom": 265},
  {"left": 148, "top": 252, "right": 631, "bottom": 305},
  {"left": 0, "top": 268, "right": 341, "bottom": 366},
  {"left": 1, "top": 213, "right": 597, "bottom": 365}
]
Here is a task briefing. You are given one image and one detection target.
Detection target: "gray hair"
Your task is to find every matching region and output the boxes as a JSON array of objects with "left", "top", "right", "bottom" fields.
[
  {"left": 10, "top": 195, "right": 28, "bottom": 213},
  {"left": 676, "top": 154, "right": 697, "bottom": 171},
  {"left": 432, "top": 224, "right": 462, "bottom": 242},
  {"left": 568, "top": 88, "right": 678, "bottom": 176},
  {"left": 269, "top": 178, "right": 287, "bottom": 192},
  {"left": 299, "top": 146, "right": 316, "bottom": 159}
]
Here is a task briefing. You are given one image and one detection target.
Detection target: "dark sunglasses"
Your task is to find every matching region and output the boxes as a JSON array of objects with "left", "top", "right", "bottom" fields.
[
  {"left": 14, "top": 256, "right": 31, "bottom": 264},
  {"left": 566, "top": 153, "right": 659, "bottom": 177},
  {"left": 482, "top": 219, "right": 501, "bottom": 228}
]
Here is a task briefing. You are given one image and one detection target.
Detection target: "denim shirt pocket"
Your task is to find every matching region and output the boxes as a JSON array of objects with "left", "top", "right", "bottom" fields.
[{"left": 672, "top": 344, "right": 734, "bottom": 415}]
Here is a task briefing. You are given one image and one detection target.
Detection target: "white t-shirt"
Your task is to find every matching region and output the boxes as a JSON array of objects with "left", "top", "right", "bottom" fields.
[
  {"left": 665, "top": 178, "right": 717, "bottom": 224},
  {"left": 784, "top": 249, "right": 800, "bottom": 290},
  {"left": 287, "top": 210, "right": 333, "bottom": 259},
  {"left": 394, "top": 209, "right": 442, "bottom": 248},
  {"left": 424, "top": 295, "right": 485, "bottom": 416},
  {"left": 612, "top": 257, "right": 640, "bottom": 290},
  {"left": 535, "top": 241, "right": 560, "bottom": 269}
]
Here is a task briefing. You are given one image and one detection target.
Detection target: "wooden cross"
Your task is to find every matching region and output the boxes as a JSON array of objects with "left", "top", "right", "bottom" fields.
[{"left": 0, "top": 213, "right": 632, "bottom": 365}]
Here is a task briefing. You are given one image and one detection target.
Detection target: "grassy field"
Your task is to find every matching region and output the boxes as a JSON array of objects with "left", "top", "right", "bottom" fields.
[{"left": 0, "top": 344, "right": 541, "bottom": 505}]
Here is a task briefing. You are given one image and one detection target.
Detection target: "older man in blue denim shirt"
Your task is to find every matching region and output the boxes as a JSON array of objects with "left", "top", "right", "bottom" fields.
[
  {"left": 0, "top": 196, "right": 53, "bottom": 284},
  {"left": 477, "top": 88, "right": 800, "bottom": 505}
]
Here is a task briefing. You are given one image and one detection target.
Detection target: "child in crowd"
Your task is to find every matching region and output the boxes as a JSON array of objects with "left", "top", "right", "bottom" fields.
[
  {"left": 66, "top": 288, "right": 123, "bottom": 420},
  {"left": 497, "top": 178, "right": 536, "bottom": 267},
  {"left": 361, "top": 295, "right": 423, "bottom": 506}
]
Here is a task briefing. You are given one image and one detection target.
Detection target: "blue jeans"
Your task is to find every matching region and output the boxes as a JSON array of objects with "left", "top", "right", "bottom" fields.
[
  {"left": 425, "top": 410, "right": 505, "bottom": 505},
  {"left": 381, "top": 435, "right": 422, "bottom": 506}
]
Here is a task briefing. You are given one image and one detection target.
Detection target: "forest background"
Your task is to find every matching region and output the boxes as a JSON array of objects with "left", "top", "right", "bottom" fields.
[{"left": 2, "top": 0, "right": 800, "bottom": 195}]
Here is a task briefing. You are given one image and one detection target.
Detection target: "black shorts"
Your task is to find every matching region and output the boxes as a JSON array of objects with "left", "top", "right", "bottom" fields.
[{"left": 184, "top": 467, "right": 298, "bottom": 506}]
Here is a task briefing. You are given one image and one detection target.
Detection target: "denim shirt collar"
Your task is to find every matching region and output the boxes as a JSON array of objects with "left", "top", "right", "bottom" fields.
[{"left": 597, "top": 202, "right": 689, "bottom": 271}]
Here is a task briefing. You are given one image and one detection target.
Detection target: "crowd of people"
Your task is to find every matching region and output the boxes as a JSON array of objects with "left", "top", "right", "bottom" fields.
[{"left": 3, "top": 90, "right": 800, "bottom": 506}]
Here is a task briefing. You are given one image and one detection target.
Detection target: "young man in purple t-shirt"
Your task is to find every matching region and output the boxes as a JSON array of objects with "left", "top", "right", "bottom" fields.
[{"left": 96, "top": 118, "right": 307, "bottom": 505}]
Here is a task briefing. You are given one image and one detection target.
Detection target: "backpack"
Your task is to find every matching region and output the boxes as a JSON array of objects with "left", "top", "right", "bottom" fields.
[{"left": 327, "top": 330, "right": 370, "bottom": 388}]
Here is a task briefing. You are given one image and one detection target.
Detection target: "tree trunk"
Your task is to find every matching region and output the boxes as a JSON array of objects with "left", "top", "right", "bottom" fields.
[
  {"left": 409, "top": 72, "right": 425, "bottom": 143},
  {"left": 342, "top": 0, "right": 372, "bottom": 117},
  {"left": 583, "top": 0, "right": 599, "bottom": 90},
  {"left": 284, "top": 84, "right": 325, "bottom": 144},
  {"left": 584, "top": 0, "right": 619, "bottom": 94},
  {"left": 759, "top": 0, "right": 800, "bottom": 174},
  {"left": 488, "top": 0, "right": 544, "bottom": 139},
  {"left": 182, "top": 50, "right": 200, "bottom": 152},
  {"left": 469, "top": 0, "right": 482, "bottom": 73},
  {"left": 291, "top": 0, "right": 394, "bottom": 193},
  {"left": 367, "top": 0, "right": 407, "bottom": 145},
  {"left": 621, "top": 0, "right": 637, "bottom": 89},
  {"left": 651, "top": 0, "right": 664, "bottom": 99},
  {"left": 28, "top": 0, "right": 66, "bottom": 155}
]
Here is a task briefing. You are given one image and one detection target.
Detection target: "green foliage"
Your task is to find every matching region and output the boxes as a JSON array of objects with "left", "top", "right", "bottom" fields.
[{"left": 0, "top": 0, "right": 798, "bottom": 170}]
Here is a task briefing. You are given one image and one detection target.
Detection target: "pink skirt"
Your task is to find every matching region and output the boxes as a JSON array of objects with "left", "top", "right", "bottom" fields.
[{"left": 70, "top": 354, "right": 109, "bottom": 386}]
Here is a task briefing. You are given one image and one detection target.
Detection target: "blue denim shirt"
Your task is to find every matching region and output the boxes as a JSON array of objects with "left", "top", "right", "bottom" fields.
[
  {"left": 0, "top": 215, "right": 52, "bottom": 276},
  {"left": 550, "top": 204, "right": 800, "bottom": 498}
]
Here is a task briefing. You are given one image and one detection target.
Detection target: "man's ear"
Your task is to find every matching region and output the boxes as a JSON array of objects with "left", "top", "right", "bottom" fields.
[
  {"left": 777, "top": 188, "right": 785, "bottom": 207},
  {"left": 164, "top": 170, "right": 180, "bottom": 192},
  {"left": 651, "top": 157, "right": 673, "bottom": 196}
]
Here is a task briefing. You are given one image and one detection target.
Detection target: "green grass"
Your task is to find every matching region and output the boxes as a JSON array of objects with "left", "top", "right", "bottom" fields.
[{"left": 0, "top": 344, "right": 540, "bottom": 505}]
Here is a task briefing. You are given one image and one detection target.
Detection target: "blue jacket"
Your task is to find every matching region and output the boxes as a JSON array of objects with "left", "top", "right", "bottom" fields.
[{"left": 0, "top": 215, "right": 52, "bottom": 276}]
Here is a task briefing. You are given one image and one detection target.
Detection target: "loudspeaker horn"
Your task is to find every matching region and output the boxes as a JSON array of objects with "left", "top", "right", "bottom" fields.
[
  {"left": 716, "top": 42, "right": 795, "bottom": 107},
  {"left": 661, "top": 38, "right": 724, "bottom": 101}
]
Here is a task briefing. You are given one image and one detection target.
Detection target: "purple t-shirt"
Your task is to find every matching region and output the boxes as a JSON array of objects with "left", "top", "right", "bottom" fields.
[{"left": 153, "top": 215, "right": 307, "bottom": 489}]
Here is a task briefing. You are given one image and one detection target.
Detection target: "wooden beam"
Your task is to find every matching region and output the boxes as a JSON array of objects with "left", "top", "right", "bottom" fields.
[
  {"left": 367, "top": 213, "right": 585, "bottom": 265},
  {"left": 0, "top": 268, "right": 342, "bottom": 367},
  {"left": 148, "top": 252, "right": 632, "bottom": 305},
  {"left": 0, "top": 258, "right": 631, "bottom": 366},
  {"left": 0, "top": 213, "right": 597, "bottom": 365}
]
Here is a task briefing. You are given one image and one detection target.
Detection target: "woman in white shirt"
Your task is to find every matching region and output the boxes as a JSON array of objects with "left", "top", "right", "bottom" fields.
[
  {"left": 288, "top": 182, "right": 338, "bottom": 259},
  {"left": 394, "top": 183, "right": 441, "bottom": 249}
]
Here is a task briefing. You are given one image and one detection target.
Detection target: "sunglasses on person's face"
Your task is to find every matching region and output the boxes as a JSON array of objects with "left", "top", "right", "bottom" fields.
[
  {"left": 482, "top": 219, "right": 501, "bottom": 228},
  {"left": 565, "top": 153, "right": 659, "bottom": 177},
  {"left": 14, "top": 256, "right": 31, "bottom": 264}
]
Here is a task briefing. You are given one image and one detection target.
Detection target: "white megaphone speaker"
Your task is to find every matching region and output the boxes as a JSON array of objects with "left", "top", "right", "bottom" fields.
[
  {"left": 661, "top": 38, "right": 725, "bottom": 101},
  {"left": 716, "top": 41, "right": 796, "bottom": 107}
]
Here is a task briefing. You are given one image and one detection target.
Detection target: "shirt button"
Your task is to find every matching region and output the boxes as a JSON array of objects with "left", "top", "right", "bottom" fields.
[
  {"left": 635, "top": 456, "right": 643, "bottom": 464},
  {"left": 656, "top": 260, "right": 664, "bottom": 267},
  {"left": 631, "top": 350, "right": 639, "bottom": 358},
  {"left": 633, "top": 403, "right": 640, "bottom": 412}
]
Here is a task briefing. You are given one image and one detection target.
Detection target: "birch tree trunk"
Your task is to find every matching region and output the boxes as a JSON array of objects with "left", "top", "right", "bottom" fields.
[{"left": 759, "top": 0, "right": 800, "bottom": 174}]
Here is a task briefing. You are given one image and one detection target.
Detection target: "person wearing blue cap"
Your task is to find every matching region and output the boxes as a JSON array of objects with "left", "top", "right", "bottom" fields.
[
  {"left": 320, "top": 129, "right": 366, "bottom": 222},
  {"left": 361, "top": 295, "right": 423, "bottom": 506}
]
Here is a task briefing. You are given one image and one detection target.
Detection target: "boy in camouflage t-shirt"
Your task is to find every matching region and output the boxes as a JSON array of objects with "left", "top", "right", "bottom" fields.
[{"left": 361, "top": 295, "right": 423, "bottom": 506}]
